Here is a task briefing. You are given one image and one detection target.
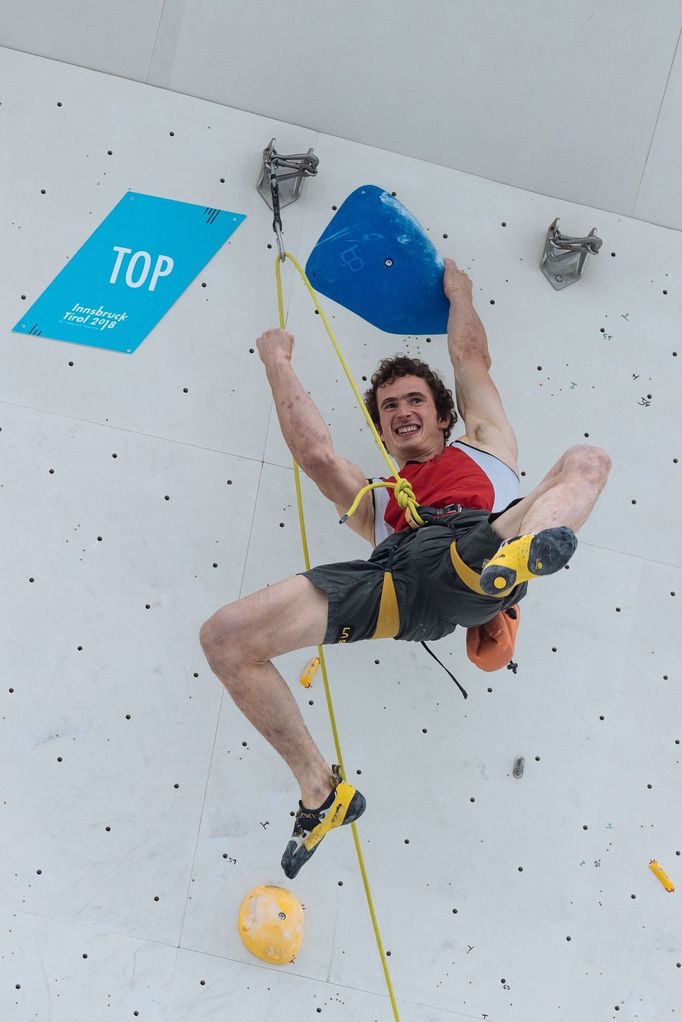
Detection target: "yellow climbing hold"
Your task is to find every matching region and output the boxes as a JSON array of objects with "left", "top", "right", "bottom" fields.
[
  {"left": 649, "top": 860, "right": 675, "bottom": 892},
  {"left": 300, "top": 655, "right": 321, "bottom": 688},
  {"left": 238, "top": 885, "right": 305, "bottom": 964}
]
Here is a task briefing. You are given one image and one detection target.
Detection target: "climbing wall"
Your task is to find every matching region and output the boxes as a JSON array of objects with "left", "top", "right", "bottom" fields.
[{"left": 1, "top": 46, "right": 681, "bottom": 1022}]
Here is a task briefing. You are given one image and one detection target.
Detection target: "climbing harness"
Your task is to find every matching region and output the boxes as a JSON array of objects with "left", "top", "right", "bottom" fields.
[{"left": 371, "top": 526, "right": 469, "bottom": 697}]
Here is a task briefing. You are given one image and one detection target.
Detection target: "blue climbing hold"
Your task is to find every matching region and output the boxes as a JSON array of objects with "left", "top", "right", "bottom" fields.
[{"left": 305, "top": 185, "right": 450, "bottom": 335}]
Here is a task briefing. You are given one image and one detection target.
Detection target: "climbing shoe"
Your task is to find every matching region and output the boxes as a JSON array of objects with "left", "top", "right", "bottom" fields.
[
  {"left": 479, "top": 527, "right": 577, "bottom": 597},
  {"left": 281, "top": 765, "right": 366, "bottom": 880}
]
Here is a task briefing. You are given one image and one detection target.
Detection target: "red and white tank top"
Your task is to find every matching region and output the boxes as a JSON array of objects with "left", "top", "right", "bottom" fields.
[{"left": 372, "top": 441, "right": 520, "bottom": 545}]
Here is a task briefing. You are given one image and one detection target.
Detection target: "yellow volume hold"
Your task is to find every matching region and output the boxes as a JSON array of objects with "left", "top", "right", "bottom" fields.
[
  {"left": 649, "top": 860, "right": 675, "bottom": 892},
  {"left": 299, "top": 655, "right": 321, "bottom": 689}
]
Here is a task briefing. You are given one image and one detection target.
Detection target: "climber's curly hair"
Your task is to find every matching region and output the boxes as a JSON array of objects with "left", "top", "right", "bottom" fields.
[{"left": 363, "top": 355, "right": 457, "bottom": 443}]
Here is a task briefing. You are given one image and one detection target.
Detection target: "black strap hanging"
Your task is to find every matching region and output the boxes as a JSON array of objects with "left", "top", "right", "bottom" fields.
[{"left": 420, "top": 641, "right": 468, "bottom": 700}]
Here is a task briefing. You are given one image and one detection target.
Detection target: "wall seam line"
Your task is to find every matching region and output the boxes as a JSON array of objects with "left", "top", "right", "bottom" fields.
[{"left": 632, "top": 24, "right": 682, "bottom": 215}]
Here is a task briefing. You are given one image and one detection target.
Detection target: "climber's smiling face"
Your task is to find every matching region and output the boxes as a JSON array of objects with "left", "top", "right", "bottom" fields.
[{"left": 376, "top": 375, "right": 449, "bottom": 465}]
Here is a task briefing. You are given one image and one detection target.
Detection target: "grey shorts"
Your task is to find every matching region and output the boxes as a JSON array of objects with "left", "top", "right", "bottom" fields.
[{"left": 301, "top": 508, "right": 527, "bottom": 644}]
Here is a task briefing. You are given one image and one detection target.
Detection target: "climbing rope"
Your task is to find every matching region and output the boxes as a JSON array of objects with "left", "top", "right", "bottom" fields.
[{"left": 275, "top": 251, "right": 402, "bottom": 1022}]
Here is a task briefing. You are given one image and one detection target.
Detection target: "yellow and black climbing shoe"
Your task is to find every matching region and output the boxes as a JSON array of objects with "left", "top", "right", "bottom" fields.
[
  {"left": 281, "top": 765, "right": 366, "bottom": 880},
  {"left": 480, "top": 527, "right": 578, "bottom": 597}
]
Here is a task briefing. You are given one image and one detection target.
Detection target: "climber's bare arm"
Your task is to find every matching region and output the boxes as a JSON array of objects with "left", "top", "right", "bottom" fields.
[{"left": 258, "top": 328, "right": 375, "bottom": 544}]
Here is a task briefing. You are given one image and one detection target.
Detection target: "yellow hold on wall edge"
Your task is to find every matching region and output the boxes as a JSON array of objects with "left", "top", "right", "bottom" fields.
[{"left": 238, "top": 884, "right": 305, "bottom": 965}]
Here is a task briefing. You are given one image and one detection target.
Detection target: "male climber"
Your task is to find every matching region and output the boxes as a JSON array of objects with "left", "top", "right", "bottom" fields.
[{"left": 200, "top": 258, "right": 611, "bottom": 879}]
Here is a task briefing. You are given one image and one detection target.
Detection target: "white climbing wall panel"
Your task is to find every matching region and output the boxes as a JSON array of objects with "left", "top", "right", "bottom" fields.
[
  {"left": 1, "top": 46, "right": 681, "bottom": 1022},
  {"left": 3, "top": 3, "right": 682, "bottom": 229}
]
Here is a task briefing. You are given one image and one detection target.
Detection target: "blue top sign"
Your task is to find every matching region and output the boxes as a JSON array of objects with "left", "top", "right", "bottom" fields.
[{"left": 13, "top": 192, "right": 246, "bottom": 353}]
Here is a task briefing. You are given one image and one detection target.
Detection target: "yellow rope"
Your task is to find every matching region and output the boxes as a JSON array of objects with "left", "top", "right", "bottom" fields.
[{"left": 277, "top": 253, "right": 402, "bottom": 1022}]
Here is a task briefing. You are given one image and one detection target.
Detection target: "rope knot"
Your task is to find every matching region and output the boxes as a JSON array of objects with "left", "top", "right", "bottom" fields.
[
  {"left": 393, "top": 477, "right": 416, "bottom": 509},
  {"left": 394, "top": 477, "right": 424, "bottom": 528}
]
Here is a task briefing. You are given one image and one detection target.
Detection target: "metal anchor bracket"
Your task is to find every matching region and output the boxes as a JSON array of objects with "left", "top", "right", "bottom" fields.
[
  {"left": 257, "top": 138, "right": 319, "bottom": 259},
  {"left": 540, "top": 217, "right": 602, "bottom": 290}
]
